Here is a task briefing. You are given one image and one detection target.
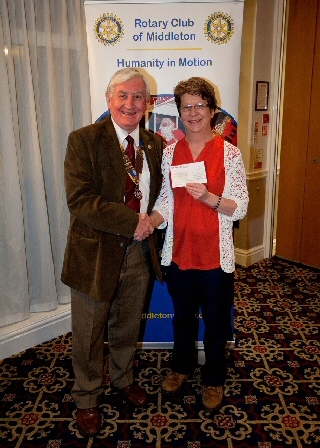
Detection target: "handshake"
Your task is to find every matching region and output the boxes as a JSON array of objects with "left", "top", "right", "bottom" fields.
[{"left": 134, "top": 213, "right": 156, "bottom": 241}]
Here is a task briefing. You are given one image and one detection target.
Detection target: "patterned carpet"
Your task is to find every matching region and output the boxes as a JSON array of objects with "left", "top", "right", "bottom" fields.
[{"left": 1, "top": 257, "right": 320, "bottom": 447}]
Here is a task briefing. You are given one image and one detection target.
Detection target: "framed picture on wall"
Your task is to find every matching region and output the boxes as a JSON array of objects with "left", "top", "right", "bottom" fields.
[{"left": 255, "top": 81, "right": 269, "bottom": 111}]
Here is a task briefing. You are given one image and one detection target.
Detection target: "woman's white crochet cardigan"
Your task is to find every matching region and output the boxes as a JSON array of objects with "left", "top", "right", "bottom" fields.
[{"left": 153, "top": 140, "right": 249, "bottom": 273}]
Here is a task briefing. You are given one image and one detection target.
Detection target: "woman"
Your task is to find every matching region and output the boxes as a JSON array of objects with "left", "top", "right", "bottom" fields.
[{"left": 150, "top": 77, "right": 248, "bottom": 412}]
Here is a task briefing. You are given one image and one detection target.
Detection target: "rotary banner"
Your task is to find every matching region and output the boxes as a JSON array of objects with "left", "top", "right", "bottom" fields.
[{"left": 84, "top": 0, "right": 244, "bottom": 347}]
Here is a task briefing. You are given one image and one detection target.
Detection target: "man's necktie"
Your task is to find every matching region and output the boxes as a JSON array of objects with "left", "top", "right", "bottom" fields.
[{"left": 125, "top": 135, "right": 140, "bottom": 212}]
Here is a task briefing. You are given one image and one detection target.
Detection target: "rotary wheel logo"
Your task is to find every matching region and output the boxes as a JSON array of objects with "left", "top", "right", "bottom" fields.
[
  {"left": 204, "top": 12, "right": 234, "bottom": 45},
  {"left": 94, "top": 13, "right": 124, "bottom": 46}
]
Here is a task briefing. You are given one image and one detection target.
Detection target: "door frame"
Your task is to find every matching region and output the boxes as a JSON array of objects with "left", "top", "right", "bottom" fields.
[{"left": 264, "top": 0, "right": 287, "bottom": 258}]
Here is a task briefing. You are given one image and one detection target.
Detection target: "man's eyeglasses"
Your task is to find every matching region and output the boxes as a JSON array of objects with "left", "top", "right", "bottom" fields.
[{"left": 180, "top": 104, "right": 209, "bottom": 113}]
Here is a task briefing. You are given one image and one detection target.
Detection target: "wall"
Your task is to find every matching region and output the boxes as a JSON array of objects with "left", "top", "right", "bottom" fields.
[{"left": 235, "top": 0, "right": 285, "bottom": 266}]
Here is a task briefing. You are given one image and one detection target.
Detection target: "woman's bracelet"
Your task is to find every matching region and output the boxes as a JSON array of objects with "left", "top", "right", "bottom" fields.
[{"left": 213, "top": 195, "right": 222, "bottom": 210}]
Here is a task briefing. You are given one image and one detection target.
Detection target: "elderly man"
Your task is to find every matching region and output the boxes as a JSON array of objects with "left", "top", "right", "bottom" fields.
[{"left": 61, "top": 68, "right": 164, "bottom": 437}]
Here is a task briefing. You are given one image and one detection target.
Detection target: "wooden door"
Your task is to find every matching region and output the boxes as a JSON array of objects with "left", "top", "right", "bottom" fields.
[
  {"left": 276, "top": 0, "right": 320, "bottom": 269},
  {"left": 299, "top": 3, "right": 320, "bottom": 267}
]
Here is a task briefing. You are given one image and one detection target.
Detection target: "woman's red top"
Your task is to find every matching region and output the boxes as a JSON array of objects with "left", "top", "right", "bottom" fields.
[{"left": 171, "top": 136, "right": 225, "bottom": 270}]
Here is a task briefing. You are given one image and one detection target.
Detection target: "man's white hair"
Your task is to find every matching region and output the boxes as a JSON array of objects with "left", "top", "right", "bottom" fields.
[{"left": 106, "top": 68, "right": 150, "bottom": 101}]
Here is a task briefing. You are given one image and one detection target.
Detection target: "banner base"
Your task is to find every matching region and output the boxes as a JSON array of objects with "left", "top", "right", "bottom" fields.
[{"left": 136, "top": 339, "right": 235, "bottom": 351}]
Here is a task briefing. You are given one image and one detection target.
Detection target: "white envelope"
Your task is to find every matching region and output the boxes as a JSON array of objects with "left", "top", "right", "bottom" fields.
[{"left": 170, "top": 161, "right": 207, "bottom": 188}]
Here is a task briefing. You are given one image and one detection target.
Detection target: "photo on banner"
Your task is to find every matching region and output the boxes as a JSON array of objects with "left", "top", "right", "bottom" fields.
[{"left": 84, "top": 0, "right": 244, "bottom": 346}]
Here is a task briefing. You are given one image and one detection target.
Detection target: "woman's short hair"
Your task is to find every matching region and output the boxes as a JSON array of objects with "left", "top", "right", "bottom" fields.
[
  {"left": 174, "top": 77, "right": 218, "bottom": 115},
  {"left": 106, "top": 68, "right": 150, "bottom": 102}
]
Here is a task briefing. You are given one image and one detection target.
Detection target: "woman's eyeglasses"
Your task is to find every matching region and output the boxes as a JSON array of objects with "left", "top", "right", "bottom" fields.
[{"left": 180, "top": 104, "right": 209, "bottom": 113}]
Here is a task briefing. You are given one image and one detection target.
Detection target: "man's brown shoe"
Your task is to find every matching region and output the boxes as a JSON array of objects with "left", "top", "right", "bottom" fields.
[
  {"left": 76, "top": 407, "right": 101, "bottom": 437},
  {"left": 202, "top": 386, "right": 223, "bottom": 411},
  {"left": 162, "top": 372, "right": 187, "bottom": 393},
  {"left": 121, "top": 382, "right": 148, "bottom": 406}
]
